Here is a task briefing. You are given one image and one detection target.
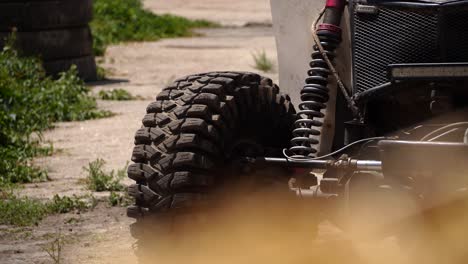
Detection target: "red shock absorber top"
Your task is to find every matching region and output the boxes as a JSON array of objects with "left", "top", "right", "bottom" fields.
[
  {"left": 326, "top": 0, "right": 345, "bottom": 9},
  {"left": 321, "top": 0, "right": 346, "bottom": 28}
]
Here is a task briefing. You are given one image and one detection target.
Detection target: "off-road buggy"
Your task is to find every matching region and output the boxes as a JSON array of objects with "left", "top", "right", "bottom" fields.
[{"left": 127, "top": 0, "right": 468, "bottom": 261}]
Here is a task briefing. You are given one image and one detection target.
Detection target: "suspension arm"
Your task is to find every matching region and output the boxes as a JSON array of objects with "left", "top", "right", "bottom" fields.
[{"left": 250, "top": 157, "right": 382, "bottom": 171}]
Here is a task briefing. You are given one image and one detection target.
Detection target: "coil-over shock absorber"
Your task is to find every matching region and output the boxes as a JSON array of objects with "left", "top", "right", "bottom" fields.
[{"left": 289, "top": 0, "right": 346, "bottom": 157}]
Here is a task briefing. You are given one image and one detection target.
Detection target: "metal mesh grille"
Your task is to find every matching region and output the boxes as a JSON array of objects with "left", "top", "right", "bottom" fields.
[
  {"left": 352, "top": 5, "right": 439, "bottom": 93},
  {"left": 444, "top": 6, "right": 468, "bottom": 61}
]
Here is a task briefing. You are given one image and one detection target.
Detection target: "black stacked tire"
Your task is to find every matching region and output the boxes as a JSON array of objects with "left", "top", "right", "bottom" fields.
[
  {"left": 0, "top": 0, "right": 97, "bottom": 81},
  {"left": 0, "top": 0, "right": 93, "bottom": 31},
  {"left": 0, "top": 27, "right": 93, "bottom": 60},
  {"left": 127, "top": 71, "right": 296, "bottom": 219}
]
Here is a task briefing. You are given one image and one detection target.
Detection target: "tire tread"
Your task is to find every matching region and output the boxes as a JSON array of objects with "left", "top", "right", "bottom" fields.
[{"left": 127, "top": 72, "right": 295, "bottom": 218}]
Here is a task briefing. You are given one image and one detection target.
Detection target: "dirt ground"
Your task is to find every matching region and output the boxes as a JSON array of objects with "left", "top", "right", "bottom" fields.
[
  {"left": 0, "top": 1, "right": 281, "bottom": 263},
  {"left": 144, "top": 0, "right": 273, "bottom": 26}
]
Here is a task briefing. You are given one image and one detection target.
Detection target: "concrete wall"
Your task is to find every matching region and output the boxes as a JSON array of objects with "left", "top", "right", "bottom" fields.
[{"left": 270, "top": 0, "right": 352, "bottom": 154}]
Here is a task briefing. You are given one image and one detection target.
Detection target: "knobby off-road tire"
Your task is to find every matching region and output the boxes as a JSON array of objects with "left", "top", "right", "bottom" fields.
[{"left": 127, "top": 71, "right": 295, "bottom": 219}]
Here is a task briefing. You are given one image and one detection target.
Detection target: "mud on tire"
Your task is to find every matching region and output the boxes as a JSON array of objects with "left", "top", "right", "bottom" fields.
[{"left": 127, "top": 71, "right": 296, "bottom": 219}]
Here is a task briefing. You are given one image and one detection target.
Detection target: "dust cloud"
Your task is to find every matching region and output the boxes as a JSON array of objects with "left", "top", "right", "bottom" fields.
[{"left": 128, "top": 179, "right": 468, "bottom": 264}]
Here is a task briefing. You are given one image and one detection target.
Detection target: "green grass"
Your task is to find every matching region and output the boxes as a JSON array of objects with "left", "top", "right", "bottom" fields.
[
  {"left": 0, "top": 39, "right": 112, "bottom": 187},
  {"left": 108, "top": 191, "right": 132, "bottom": 207},
  {"left": 96, "top": 65, "right": 107, "bottom": 80},
  {"left": 0, "top": 194, "right": 47, "bottom": 226},
  {"left": 47, "top": 194, "right": 97, "bottom": 214},
  {"left": 84, "top": 159, "right": 126, "bottom": 192},
  {"left": 252, "top": 50, "right": 274, "bottom": 73},
  {"left": 91, "top": 0, "right": 218, "bottom": 56},
  {"left": 98, "top": 89, "right": 139, "bottom": 101},
  {"left": 0, "top": 193, "right": 97, "bottom": 226}
]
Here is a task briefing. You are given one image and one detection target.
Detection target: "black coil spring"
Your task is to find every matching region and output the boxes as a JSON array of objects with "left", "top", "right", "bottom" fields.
[{"left": 289, "top": 30, "right": 341, "bottom": 157}]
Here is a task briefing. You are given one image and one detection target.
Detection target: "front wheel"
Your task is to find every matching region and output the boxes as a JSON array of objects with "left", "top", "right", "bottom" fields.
[{"left": 127, "top": 71, "right": 296, "bottom": 218}]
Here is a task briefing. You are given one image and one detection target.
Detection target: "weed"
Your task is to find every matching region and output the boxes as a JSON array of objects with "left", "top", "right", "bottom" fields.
[
  {"left": 42, "top": 230, "right": 64, "bottom": 264},
  {"left": 48, "top": 194, "right": 97, "bottom": 214},
  {"left": 84, "top": 159, "right": 126, "bottom": 192},
  {"left": 0, "top": 192, "right": 97, "bottom": 226},
  {"left": 108, "top": 191, "right": 120, "bottom": 207},
  {"left": 0, "top": 40, "right": 112, "bottom": 187},
  {"left": 91, "top": 0, "right": 218, "bottom": 56},
  {"left": 252, "top": 50, "right": 274, "bottom": 72},
  {"left": 108, "top": 191, "right": 132, "bottom": 207},
  {"left": 0, "top": 194, "right": 49, "bottom": 226},
  {"left": 96, "top": 65, "right": 107, "bottom": 80},
  {"left": 35, "top": 144, "right": 55, "bottom": 157},
  {"left": 98, "top": 89, "right": 140, "bottom": 101},
  {"left": 65, "top": 217, "right": 83, "bottom": 225}
]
